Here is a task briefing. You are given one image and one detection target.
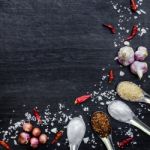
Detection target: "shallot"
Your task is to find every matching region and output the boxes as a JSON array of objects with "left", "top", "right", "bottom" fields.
[
  {"left": 118, "top": 46, "right": 134, "bottom": 66},
  {"left": 32, "top": 127, "right": 41, "bottom": 137},
  {"left": 130, "top": 61, "right": 148, "bottom": 79},
  {"left": 23, "top": 122, "right": 33, "bottom": 132},
  {"left": 18, "top": 132, "right": 30, "bottom": 145},
  {"left": 135, "top": 46, "right": 148, "bottom": 61},
  {"left": 30, "top": 137, "right": 39, "bottom": 149},
  {"left": 39, "top": 134, "right": 48, "bottom": 144}
]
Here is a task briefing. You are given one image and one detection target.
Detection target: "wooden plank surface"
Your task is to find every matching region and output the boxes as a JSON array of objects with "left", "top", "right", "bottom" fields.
[{"left": 0, "top": 0, "right": 150, "bottom": 149}]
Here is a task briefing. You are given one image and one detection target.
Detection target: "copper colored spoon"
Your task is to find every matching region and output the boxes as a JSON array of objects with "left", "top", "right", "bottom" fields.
[{"left": 91, "top": 111, "right": 115, "bottom": 150}]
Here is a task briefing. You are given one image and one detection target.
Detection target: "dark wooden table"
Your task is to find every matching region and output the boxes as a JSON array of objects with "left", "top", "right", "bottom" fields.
[{"left": 0, "top": 0, "right": 150, "bottom": 149}]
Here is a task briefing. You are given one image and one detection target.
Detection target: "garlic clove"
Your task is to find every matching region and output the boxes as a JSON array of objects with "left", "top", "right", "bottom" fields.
[
  {"left": 137, "top": 69, "right": 143, "bottom": 80},
  {"left": 130, "top": 61, "right": 148, "bottom": 79},
  {"left": 135, "top": 46, "right": 148, "bottom": 61},
  {"left": 118, "top": 46, "right": 135, "bottom": 66}
]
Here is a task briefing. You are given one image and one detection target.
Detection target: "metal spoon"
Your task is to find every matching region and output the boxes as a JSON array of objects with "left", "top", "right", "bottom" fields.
[
  {"left": 117, "top": 81, "right": 150, "bottom": 104},
  {"left": 91, "top": 111, "right": 115, "bottom": 150},
  {"left": 67, "top": 117, "right": 86, "bottom": 150},
  {"left": 108, "top": 100, "right": 150, "bottom": 136}
]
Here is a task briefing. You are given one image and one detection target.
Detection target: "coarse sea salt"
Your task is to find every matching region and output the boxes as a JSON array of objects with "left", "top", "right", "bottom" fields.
[
  {"left": 110, "top": 0, "right": 148, "bottom": 48},
  {"left": 119, "top": 71, "right": 125, "bottom": 76}
]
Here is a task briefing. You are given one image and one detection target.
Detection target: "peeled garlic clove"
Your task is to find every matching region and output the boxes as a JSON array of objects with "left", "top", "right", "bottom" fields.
[
  {"left": 135, "top": 46, "right": 148, "bottom": 61},
  {"left": 118, "top": 46, "right": 135, "bottom": 66},
  {"left": 130, "top": 61, "right": 148, "bottom": 79}
]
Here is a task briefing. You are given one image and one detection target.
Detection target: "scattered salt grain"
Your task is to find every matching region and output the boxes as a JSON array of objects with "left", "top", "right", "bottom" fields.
[
  {"left": 51, "top": 128, "right": 58, "bottom": 133},
  {"left": 83, "top": 107, "right": 89, "bottom": 112},
  {"left": 125, "top": 128, "right": 134, "bottom": 137},
  {"left": 57, "top": 143, "right": 61, "bottom": 146},
  {"left": 124, "top": 41, "right": 130, "bottom": 46},
  {"left": 139, "top": 28, "right": 147, "bottom": 36},
  {"left": 119, "top": 71, "right": 125, "bottom": 76},
  {"left": 83, "top": 137, "right": 89, "bottom": 144}
]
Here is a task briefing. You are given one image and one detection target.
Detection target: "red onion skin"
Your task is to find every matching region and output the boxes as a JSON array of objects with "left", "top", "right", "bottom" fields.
[
  {"left": 23, "top": 123, "right": 33, "bottom": 132},
  {"left": 39, "top": 134, "right": 48, "bottom": 144},
  {"left": 18, "top": 132, "right": 30, "bottom": 145},
  {"left": 32, "top": 128, "right": 41, "bottom": 137},
  {"left": 30, "top": 137, "right": 39, "bottom": 149}
]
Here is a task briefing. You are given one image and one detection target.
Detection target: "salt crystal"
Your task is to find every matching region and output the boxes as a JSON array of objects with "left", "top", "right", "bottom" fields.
[
  {"left": 57, "top": 143, "right": 61, "bottom": 146},
  {"left": 139, "top": 28, "right": 147, "bottom": 36},
  {"left": 51, "top": 128, "right": 58, "bottom": 133},
  {"left": 119, "top": 71, "right": 125, "bottom": 76},
  {"left": 125, "top": 128, "right": 134, "bottom": 137},
  {"left": 124, "top": 41, "right": 130, "bottom": 46},
  {"left": 100, "top": 102, "right": 104, "bottom": 105},
  {"left": 83, "top": 137, "right": 89, "bottom": 144},
  {"left": 134, "top": 16, "right": 138, "bottom": 19},
  {"left": 140, "top": 9, "right": 146, "bottom": 14},
  {"left": 83, "top": 107, "right": 89, "bottom": 112}
]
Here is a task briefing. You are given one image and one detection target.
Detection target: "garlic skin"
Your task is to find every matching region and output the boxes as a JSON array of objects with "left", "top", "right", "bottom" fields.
[
  {"left": 135, "top": 46, "right": 148, "bottom": 61},
  {"left": 118, "top": 46, "right": 135, "bottom": 66},
  {"left": 130, "top": 61, "right": 148, "bottom": 79}
]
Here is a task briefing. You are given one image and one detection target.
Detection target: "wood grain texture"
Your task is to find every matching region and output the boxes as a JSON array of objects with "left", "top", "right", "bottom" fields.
[{"left": 0, "top": 0, "right": 150, "bottom": 149}]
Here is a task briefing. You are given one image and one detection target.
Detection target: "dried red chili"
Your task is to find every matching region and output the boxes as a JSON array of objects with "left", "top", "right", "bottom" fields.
[
  {"left": 108, "top": 70, "right": 114, "bottom": 83},
  {"left": 130, "top": 0, "right": 138, "bottom": 12},
  {"left": 117, "top": 136, "right": 134, "bottom": 148},
  {"left": 127, "top": 25, "right": 138, "bottom": 41},
  {"left": 0, "top": 140, "right": 11, "bottom": 150},
  {"left": 74, "top": 95, "right": 91, "bottom": 104},
  {"left": 33, "top": 108, "right": 42, "bottom": 124},
  {"left": 51, "top": 130, "right": 63, "bottom": 144},
  {"left": 103, "top": 24, "right": 116, "bottom": 34}
]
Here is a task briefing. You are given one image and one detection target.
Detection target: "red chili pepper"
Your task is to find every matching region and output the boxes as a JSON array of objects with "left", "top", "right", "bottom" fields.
[
  {"left": 108, "top": 70, "right": 114, "bottom": 83},
  {"left": 33, "top": 108, "right": 42, "bottom": 124},
  {"left": 127, "top": 25, "right": 138, "bottom": 41},
  {"left": 0, "top": 140, "right": 11, "bottom": 150},
  {"left": 74, "top": 95, "right": 91, "bottom": 104},
  {"left": 130, "top": 0, "right": 138, "bottom": 12},
  {"left": 51, "top": 130, "right": 63, "bottom": 144},
  {"left": 117, "top": 136, "right": 134, "bottom": 148},
  {"left": 103, "top": 24, "right": 116, "bottom": 34}
]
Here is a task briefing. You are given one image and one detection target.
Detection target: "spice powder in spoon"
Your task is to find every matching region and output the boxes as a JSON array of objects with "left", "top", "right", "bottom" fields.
[{"left": 91, "top": 112, "right": 111, "bottom": 138}]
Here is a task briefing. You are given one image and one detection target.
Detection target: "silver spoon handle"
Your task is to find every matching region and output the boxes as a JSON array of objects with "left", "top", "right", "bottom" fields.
[
  {"left": 143, "top": 93, "right": 150, "bottom": 104},
  {"left": 70, "top": 144, "right": 78, "bottom": 150},
  {"left": 130, "top": 117, "right": 150, "bottom": 136},
  {"left": 101, "top": 136, "right": 115, "bottom": 150}
]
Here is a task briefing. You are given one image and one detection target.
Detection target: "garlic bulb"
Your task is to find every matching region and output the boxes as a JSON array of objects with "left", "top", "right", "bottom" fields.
[
  {"left": 118, "top": 46, "right": 135, "bottom": 66},
  {"left": 130, "top": 61, "right": 148, "bottom": 79},
  {"left": 135, "top": 46, "right": 148, "bottom": 61}
]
